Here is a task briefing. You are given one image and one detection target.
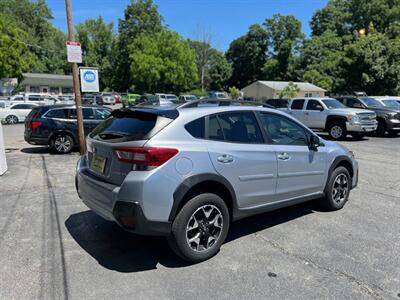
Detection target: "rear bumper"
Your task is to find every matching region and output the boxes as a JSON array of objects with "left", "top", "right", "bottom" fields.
[
  {"left": 24, "top": 134, "right": 48, "bottom": 145},
  {"left": 75, "top": 155, "right": 171, "bottom": 236},
  {"left": 346, "top": 122, "right": 377, "bottom": 133}
]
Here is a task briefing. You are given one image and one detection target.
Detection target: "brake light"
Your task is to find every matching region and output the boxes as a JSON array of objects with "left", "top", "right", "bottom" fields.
[
  {"left": 113, "top": 147, "right": 178, "bottom": 166},
  {"left": 30, "top": 121, "right": 42, "bottom": 130}
]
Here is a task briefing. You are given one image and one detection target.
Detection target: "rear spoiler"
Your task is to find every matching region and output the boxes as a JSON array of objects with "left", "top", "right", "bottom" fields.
[{"left": 111, "top": 107, "right": 179, "bottom": 120}]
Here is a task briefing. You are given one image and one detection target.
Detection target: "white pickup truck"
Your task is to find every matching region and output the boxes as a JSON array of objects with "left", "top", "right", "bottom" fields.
[{"left": 283, "top": 97, "right": 377, "bottom": 140}]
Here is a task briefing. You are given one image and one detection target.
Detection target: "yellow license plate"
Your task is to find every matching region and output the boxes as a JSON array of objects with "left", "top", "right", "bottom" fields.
[{"left": 91, "top": 155, "right": 107, "bottom": 173}]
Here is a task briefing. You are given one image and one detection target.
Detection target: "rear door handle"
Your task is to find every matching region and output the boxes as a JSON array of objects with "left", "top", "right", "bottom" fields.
[
  {"left": 217, "top": 154, "right": 234, "bottom": 163},
  {"left": 277, "top": 152, "right": 290, "bottom": 161}
]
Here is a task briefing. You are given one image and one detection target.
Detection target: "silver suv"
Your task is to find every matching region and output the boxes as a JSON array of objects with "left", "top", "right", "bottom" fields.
[{"left": 76, "top": 101, "right": 358, "bottom": 262}]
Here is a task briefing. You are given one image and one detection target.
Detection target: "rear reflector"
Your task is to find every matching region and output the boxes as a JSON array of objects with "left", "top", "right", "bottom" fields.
[
  {"left": 113, "top": 147, "right": 178, "bottom": 166},
  {"left": 30, "top": 121, "right": 42, "bottom": 130}
]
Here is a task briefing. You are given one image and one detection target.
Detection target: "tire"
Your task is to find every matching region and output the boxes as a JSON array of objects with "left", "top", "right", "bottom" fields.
[
  {"left": 328, "top": 121, "right": 347, "bottom": 140},
  {"left": 376, "top": 119, "right": 386, "bottom": 137},
  {"left": 351, "top": 132, "right": 365, "bottom": 140},
  {"left": 387, "top": 130, "right": 398, "bottom": 137},
  {"left": 321, "top": 166, "right": 351, "bottom": 211},
  {"left": 5, "top": 115, "right": 18, "bottom": 124},
  {"left": 168, "top": 193, "right": 230, "bottom": 263},
  {"left": 51, "top": 134, "right": 74, "bottom": 154}
]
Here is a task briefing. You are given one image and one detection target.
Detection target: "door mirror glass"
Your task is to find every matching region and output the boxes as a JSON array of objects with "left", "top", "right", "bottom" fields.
[
  {"left": 309, "top": 135, "right": 320, "bottom": 151},
  {"left": 353, "top": 102, "right": 364, "bottom": 109},
  {"left": 316, "top": 104, "right": 324, "bottom": 111}
]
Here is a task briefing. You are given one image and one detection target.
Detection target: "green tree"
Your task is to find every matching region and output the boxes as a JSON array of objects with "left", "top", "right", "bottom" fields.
[
  {"left": 189, "top": 40, "right": 232, "bottom": 91},
  {"left": 263, "top": 14, "right": 304, "bottom": 81},
  {"left": 114, "top": 0, "right": 164, "bottom": 90},
  {"left": 0, "top": 15, "right": 33, "bottom": 78},
  {"left": 279, "top": 82, "right": 300, "bottom": 98},
  {"left": 228, "top": 86, "right": 241, "bottom": 99},
  {"left": 76, "top": 17, "right": 115, "bottom": 90},
  {"left": 341, "top": 32, "right": 400, "bottom": 95},
  {"left": 129, "top": 30, "right": 198, "bottom": 93},
  {"left": 297, "top": 30, "right": 345, "bottom": 91},
  {"left": 0, "top": 0, "right": 69, "bottom": 74},
  {"left": 226, "top": 24, "right": 268, "bottom": 88}
]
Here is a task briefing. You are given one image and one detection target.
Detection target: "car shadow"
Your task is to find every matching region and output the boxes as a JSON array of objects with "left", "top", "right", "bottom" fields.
[
  {"left": 65, "top": 201, "right": 317, "bottom": 272},
  {"left": 20, "top": 147, "right": 79, "bottom": 155}
]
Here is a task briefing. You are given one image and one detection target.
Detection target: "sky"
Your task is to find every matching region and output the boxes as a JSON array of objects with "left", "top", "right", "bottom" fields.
[{"left": 48, "top": 0, "right": 329, "bottom": 51}]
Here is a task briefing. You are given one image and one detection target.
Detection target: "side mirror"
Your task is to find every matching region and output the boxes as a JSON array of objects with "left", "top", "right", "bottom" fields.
[
  {"left": 316, "top": 105, "right": 324, "bottom": 111},
  {"left": 309, "top": 135, "right": 320, "bottom": 151},
  {"left": 353, "top": 102, "right": 364, "bottom": 109}
]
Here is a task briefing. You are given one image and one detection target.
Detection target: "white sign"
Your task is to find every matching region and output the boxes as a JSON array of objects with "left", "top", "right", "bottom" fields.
[
  {"left": 79, "top": 68, "right": 99, "bottom": 92},
  {"left": 66, "top": 41, "right": 82, "bottom": 63},
  {"left": 0, "top": 122, "right": 7, "bottom": 175}
]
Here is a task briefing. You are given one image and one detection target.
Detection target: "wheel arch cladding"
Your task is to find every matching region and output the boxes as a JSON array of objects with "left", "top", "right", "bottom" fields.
[
  {"left": 328, "top": 156, "right": 354, "bottom": 180},
  {"left": 169, "top": 173, "right": 237, "bottom": 222},
  {"left": 326, "top": 115, "right": 347, "bottom": 129}
]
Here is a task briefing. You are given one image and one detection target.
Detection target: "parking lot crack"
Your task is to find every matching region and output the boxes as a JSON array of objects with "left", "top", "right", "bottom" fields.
[{"left": 254, "top": 233, "right": 384, "bottom": 300}]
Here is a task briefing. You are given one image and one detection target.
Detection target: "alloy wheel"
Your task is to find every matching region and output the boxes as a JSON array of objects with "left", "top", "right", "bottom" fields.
[
  {"left": 6, "top": 115, "right": 18, "bottom": 124},
  {"left": 186, "top": 204, "right": 223, "bottom": 252},
  {"left": 330, "top": 125, "right": 343, "bottom": 139},
  {"left": 332, "top": 173, "right": 349, "bottom": 204},
  {"left": 54, "top": 136, "right": 72, "bottom": 153}
]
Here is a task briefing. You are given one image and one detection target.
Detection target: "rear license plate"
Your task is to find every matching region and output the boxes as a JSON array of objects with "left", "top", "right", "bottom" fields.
[{"left": 91, "top": 155, "right": 107, "bottom": 174}]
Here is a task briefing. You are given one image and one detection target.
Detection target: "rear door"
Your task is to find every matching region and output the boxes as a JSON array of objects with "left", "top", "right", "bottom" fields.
[
  {"left": 206, "top": 111, "right": 278, "bottom": 208},
  {"left": 288, "top": 99, "right": 306, "bottom": 124},
  {"left": 258, "top": 112, "right": 327, "bottom": 200}
]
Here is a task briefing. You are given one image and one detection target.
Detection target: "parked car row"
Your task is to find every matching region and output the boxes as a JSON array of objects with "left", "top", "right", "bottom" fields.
[{"left": 121, "top": 93, "right": 200, "bottom": 107}]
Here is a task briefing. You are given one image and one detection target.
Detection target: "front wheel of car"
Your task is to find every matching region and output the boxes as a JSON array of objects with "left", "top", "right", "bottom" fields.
[
  {"left": 5, "top": 115, "right": 18, "bottom": 124},
  {"left": 51, "top": 134, "right": 74, "bottom": 154},
  {"left": 321, "top": 166, "right": 351, "bottom": 211},
  {"left": 328, "top": 122, "right": 347, "bottom": 140},
  {"left": 168, "top": 193, "right": 230, "bottom": 263}
]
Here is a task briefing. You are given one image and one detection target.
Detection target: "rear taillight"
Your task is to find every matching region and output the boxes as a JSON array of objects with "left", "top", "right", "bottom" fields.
[
  {"left": 113, "top": 147, "right": 178, "bottom": 166},
  {"left": 30, "top": 121, "right": 42, "bottom": 130}
]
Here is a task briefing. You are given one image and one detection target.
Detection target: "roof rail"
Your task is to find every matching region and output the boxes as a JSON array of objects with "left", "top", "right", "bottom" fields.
[{"left": 178, "top": 98, "right": 269, "bottom": 108}]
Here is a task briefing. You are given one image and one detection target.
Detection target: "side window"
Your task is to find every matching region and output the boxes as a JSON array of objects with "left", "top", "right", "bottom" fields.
[
  {"left": 306, "top": 100, "right": 323, "bottom": 110},
  {"left": 290, "top": 99, "right": 305, "bottom": 110},
  {"left": 46, "top": 109, "right": 67, "bottom": 119},
  {"left": 185, "top": 117, "right": 205, "bottom": 138},
  {"left": 217, "top": 112, "right": 263, "bottom": 143},
  {"left": 11, "top": 104, "right": 23, "bottom": 109},
  {"left": 95, "top": 108, "right": 111, "bottom": 120},
  {"left": 82, "top": 108, "right": 94, "bottom": 119},
  {"left": 346, "top": 98, "right": 358, "bottom": 107},
  {"left": 66, "top": 109, "right": 77, "bottom": 119},
  {"left": 28, "top": 95, "right": 41, "bottom": 102},
  {"left": 208, "top": 115, "right": 224, "bottom": 141},
  {"left": 259, "top": 113, "right": 308, "bottom": 146}
]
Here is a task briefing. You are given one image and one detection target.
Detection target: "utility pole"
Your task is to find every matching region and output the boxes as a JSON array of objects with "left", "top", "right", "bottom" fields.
[{"left": 65, "top": 0, "right": 86, "bottom": 154}]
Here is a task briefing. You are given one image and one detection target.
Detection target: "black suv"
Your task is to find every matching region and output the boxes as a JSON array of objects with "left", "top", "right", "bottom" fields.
[
  {"left": 334, "top": 96, "right": 400, "bottom": 136},
  {"left": 24, "top": 105, "right": 111, "bottom": 153}
]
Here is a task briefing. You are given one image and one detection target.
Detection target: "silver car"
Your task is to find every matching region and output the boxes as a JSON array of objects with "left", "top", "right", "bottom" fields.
[{"left": 76, "top": 100, "right": 358, "bottom": 262}]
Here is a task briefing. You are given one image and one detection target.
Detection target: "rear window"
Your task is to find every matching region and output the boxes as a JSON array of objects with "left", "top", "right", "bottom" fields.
[{"left": 90, "top": 109, "right": 175, "bottom": 142}]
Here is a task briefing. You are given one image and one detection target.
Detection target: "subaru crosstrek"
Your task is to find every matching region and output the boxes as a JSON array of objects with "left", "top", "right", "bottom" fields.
[{"left": 76, "top": 101, "right": 358, "bottom": 262}]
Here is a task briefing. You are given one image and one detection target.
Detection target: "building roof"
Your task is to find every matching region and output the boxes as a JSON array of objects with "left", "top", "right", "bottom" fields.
[
  {"left": 252, "top": 81, "right": 326, "bottom": 92},
  {"left": 21, "top": 73, "right": 73, "bottom": 87}
]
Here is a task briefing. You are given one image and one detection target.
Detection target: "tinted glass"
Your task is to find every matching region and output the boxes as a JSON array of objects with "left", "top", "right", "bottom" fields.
[
  {"left": 66, "top": 109, "right": 77, "bottom": 119},
  {"left": 217, "top": 112, "right": 263, "bottom": 143},
  {"left": 90, "top": 110, "right": 174, "bottom": 142},
  {"left": 185, "top": 117, "right": 205, "bottom": 138},
  {"left": 360, "top": 97, "right": 384, "bottom": 107},
  {"left": 208, "top": 115, "right": 224, "bottom": 141},
  {"left": 382, "top": 99, "right": 400, "bottom": 108},
  {"left": 11, "top": 104, "right": 32, "bottom": 109},
  {"left": 291, "top": 99, "right": 305, "bottom": 110},
  {"left": 306, "top": 100, "right": 323, "bottom": 110},
  {"left": 95, "top": 108, "right": 111, "bottom": 120},
  {"left": 259, "top": 113, "right": 308, "bottom": 146},
  {"left": 82, "top": 108, "right": 94, "bottom": 119},
  {"left": 46, "top": 109, "right": 67, "bottom": 118},
  {"left": 28, "top": 95, "right": 40, "bottom": 101}
]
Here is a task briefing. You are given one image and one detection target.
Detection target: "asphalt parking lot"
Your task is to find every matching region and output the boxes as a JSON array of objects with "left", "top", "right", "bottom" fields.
[{"left": 1, "top": 124, "right": 399, "bottom": 299}]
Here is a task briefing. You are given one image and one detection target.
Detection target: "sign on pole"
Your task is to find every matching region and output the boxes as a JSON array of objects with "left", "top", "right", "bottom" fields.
[
  {"left": 66, "top": 41, "right": 82, "bottom": 63},
  {"left": 79, "top": 68, "right": 99, "bottom": 92}
]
